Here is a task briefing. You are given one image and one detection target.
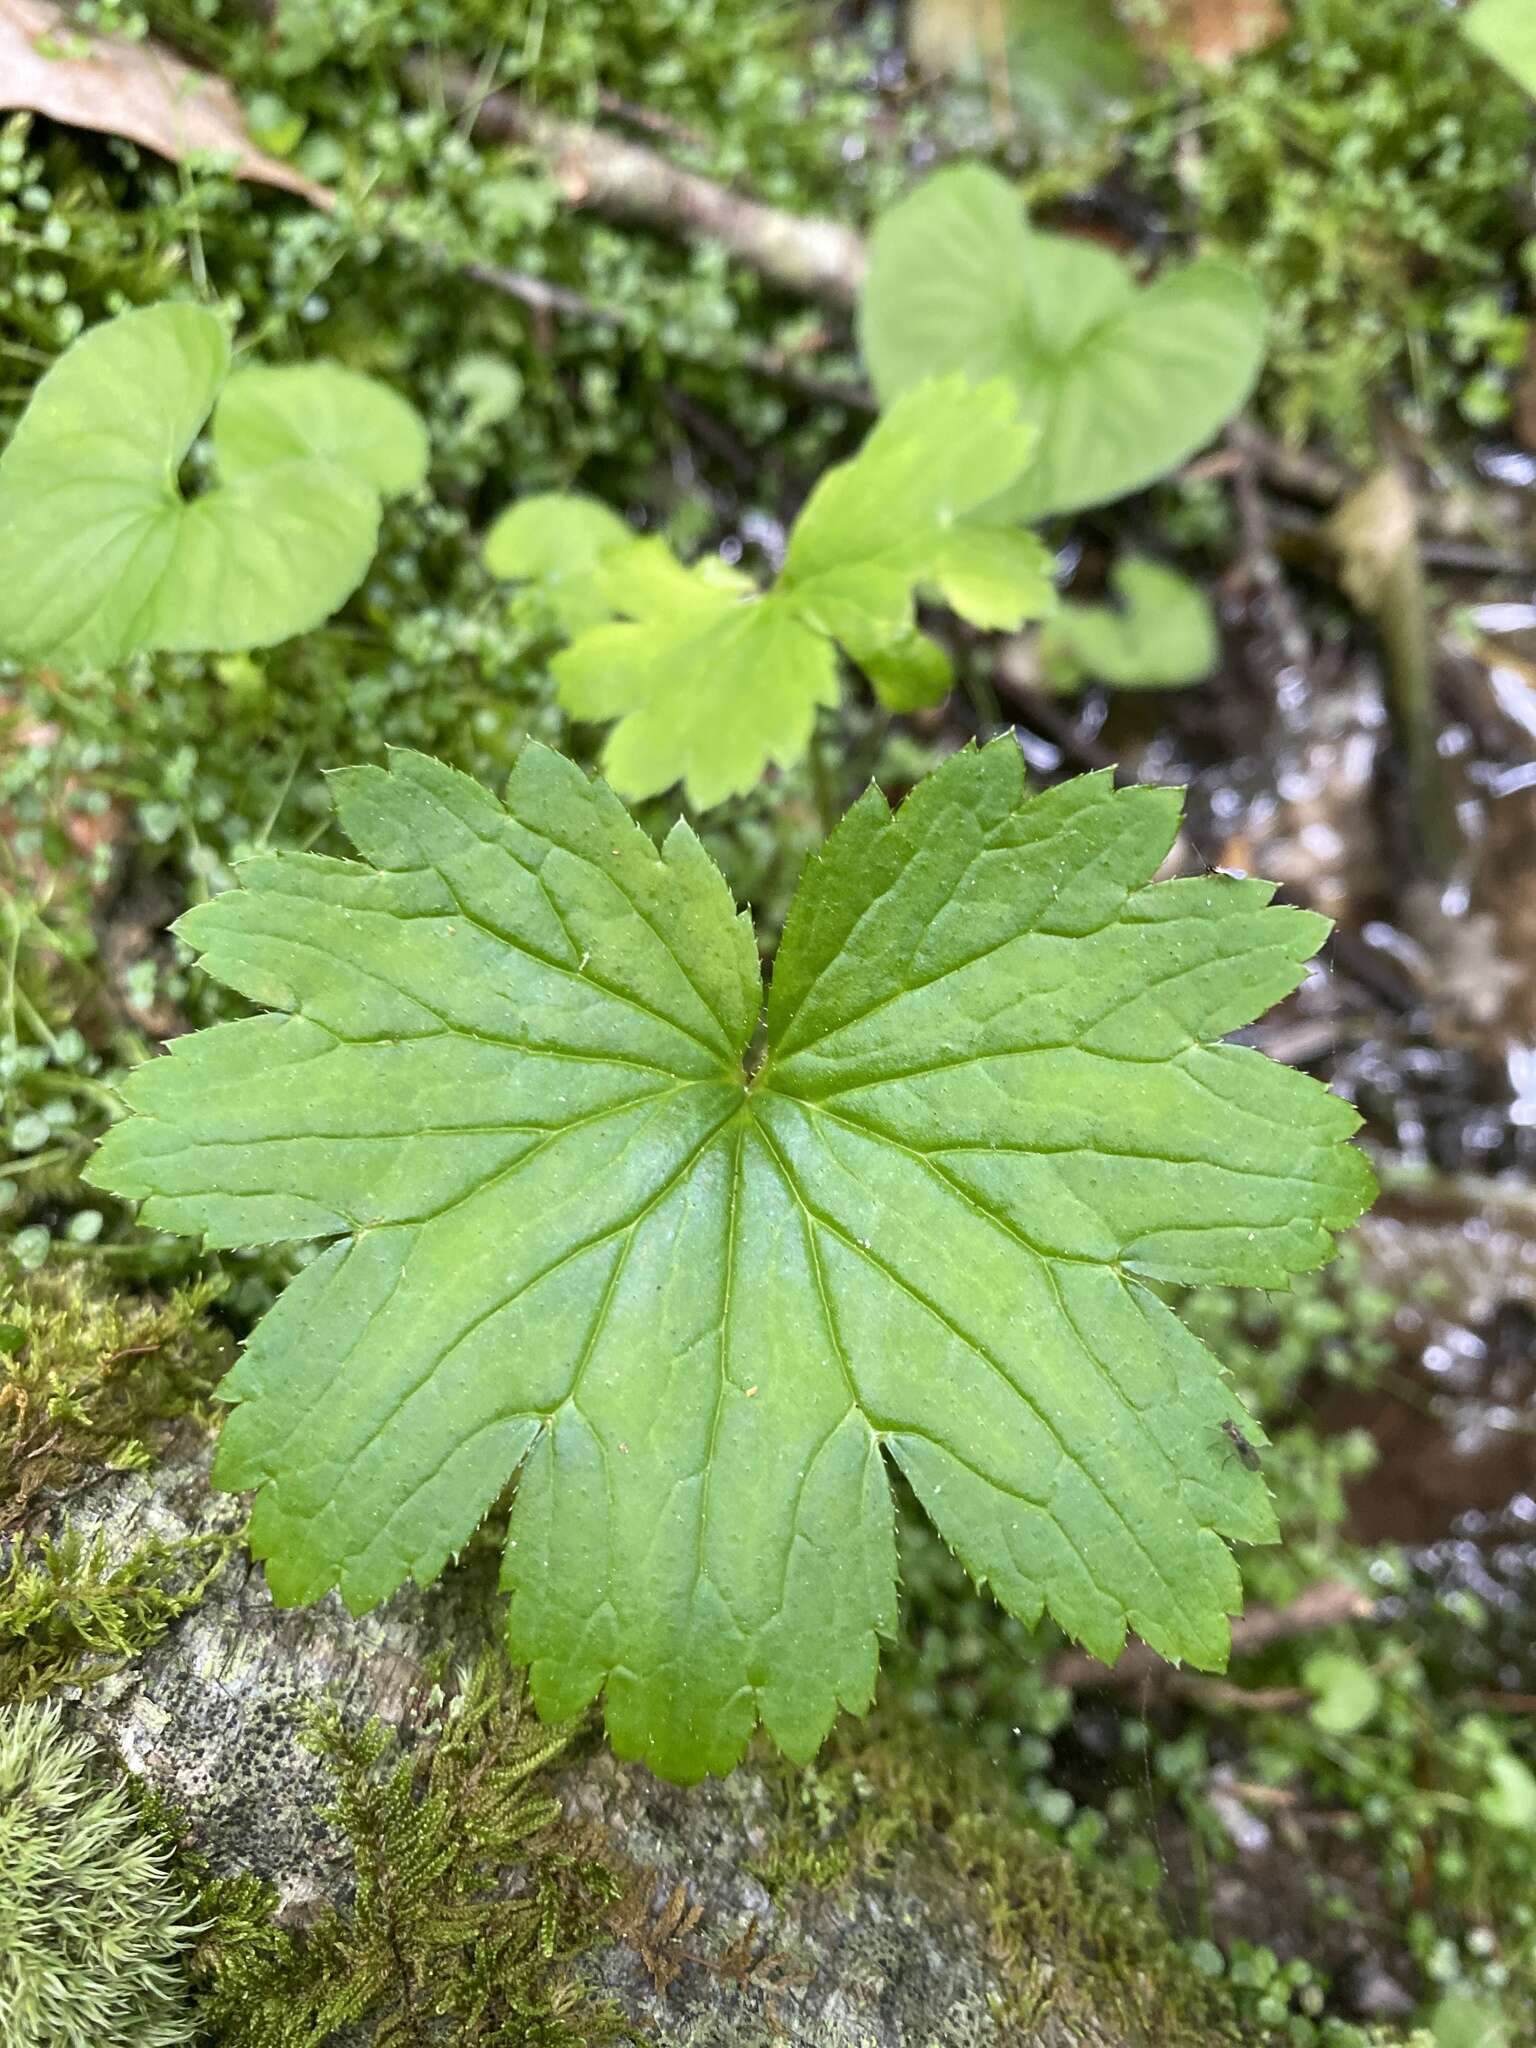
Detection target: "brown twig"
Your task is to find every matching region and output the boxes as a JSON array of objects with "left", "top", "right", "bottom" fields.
[
  {"left": 594, "top": 90, "right": 707, "bottom": 149},
  {"left": 1229, "top": 425, "right": 1315, "bottom": 674},
  {"left": 1047, "top": 1579, "right": 1374, "bottom": 1692},
  {"left": 1228, "top": 420, "right": 1354, "bottom": 509},
  {"left": 1231, "top": 420, "right": 1531, "bottom": 565},
  {"left": 411, "top": 57, "right": 868, "bottom": 308},
  {"left": 1168, "top": 1677, "right": 1310, "bottom": 1713}
]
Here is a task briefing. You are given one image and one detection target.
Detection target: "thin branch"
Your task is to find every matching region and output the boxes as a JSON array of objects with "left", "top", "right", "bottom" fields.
[
  {"left": 1231, "top": 420, "right": 1531, "bottom": 564},
  {"left": 1168, "top": 1677, "right": 1310, "bottom": 1713},
  {"left": 1228, "top": 420, "right": 1354, "bottom": 508},
  {"left": 1047, "top": 1579, "right": 1374, "bottom": 1692},
  {"left": 1229, "top": 425, "right": 1315, "bottom": 674},
  {"left": 411, "top": 57, "right": 868, "bottom": 309}
]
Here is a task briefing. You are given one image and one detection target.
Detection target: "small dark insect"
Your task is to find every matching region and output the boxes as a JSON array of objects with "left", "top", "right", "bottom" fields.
[{"left": 1221, "top": 1418, "right": 1263, "bottom": 1471}]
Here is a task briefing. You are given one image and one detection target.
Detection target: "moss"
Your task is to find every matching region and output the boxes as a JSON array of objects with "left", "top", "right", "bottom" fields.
[
  {"left": 0, "top": 1521, "right": 235, "bottom": 1704},
  {"left": 751, "top": 1712, "right": 1262, "bottom": 2046},
  {"left": 0, "top": 1696, "right": 199, "bottom": 2048},
  {"left": 184, "top": 1647, "right": 637, "bottom": 2046},
  {"left": 0, "top": 1266, "right": 238, "bottom": 1705},
  {"left": 0, "top": 0, "right": 920, "bottom": 916},
  {"left": 1129, "top": 0, "right": 1535, "bottom": 452},
  {"left": 0, "top": 1266, "right": 231, "bottom": 1530}
]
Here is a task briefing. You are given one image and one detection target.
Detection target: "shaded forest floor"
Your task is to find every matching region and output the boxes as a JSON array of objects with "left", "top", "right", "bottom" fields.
[{"left": 5, "top": 3, "right": 1536, "bottom": 2043}]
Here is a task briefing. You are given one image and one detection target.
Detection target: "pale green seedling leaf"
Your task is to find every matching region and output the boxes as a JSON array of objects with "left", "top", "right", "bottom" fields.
[
  {"left": 1041, "top": 559, "right": 1218, "bottom": 692},
  {"left": 859, "top": 164, "right": 1267, "bottom": 519},
  {"left": 912, "top": 0, "right": 1142, "bottom": 142},
  {"left": 90, "top": 740, "right": 1374, "bottom": 1783},
  {"left": 483, "top": 492, "right": 634, "bottom": 635},
  {"left": 997, "top": 0, "right": 1143, "bottom": 139},
  {"left": 850, "top": 628, "right": 954, "bottom": 712},
  {"left": 778, "top": 374, "right": 1041, "bottom": 642},
  {"left": 1433, "top": 1994, "right": 1509, "bottom": 2048},
  {"left": 0, "top": 304, "right": 387, "bottom": 669},
  {"left": 1478, "top": 1751, "right": 1536, "bottom": 1833},
  {"left": 558, "top": 592, "right": 840, "bottom": 812},
  {"left": 596, "top": 535, "right": 756, "bottom": 619},
  {"left": 448, "top": 352, "right": 523, "bottom": 436},
  {"left": 551, "top": 378, "right": 1053, "bottom": 806},
  {"left": 213, "top": 362, "right": 430, "bottom": 499},
  {"left": 1302, "top": 1651, "right": 1382, "bottom": 1737},
  {"left": 1462, "top": 0, "right": 1536, "bottom": 97}
]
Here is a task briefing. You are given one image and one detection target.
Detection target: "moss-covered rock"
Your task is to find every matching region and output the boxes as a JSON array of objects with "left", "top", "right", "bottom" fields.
[{"left": 47, "top": 1422, "right": 1262, "bottom": 2046}]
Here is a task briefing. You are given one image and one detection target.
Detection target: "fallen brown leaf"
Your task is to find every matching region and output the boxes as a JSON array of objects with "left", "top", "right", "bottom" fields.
[
  {"left": 1132, "top": 0, "right": 1287, "bottom": 69},
  {"left": 0, "top": 0, "right": 331, "bottom": 208}
]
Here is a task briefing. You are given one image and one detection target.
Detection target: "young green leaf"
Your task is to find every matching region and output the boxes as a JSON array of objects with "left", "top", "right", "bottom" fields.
[
  {"left": 482, "top": 492, "right": 634, "bottom": 635},
  {"left": 0, "top": 305, "right": 417, "bottom": 670},
  {"left": 859, "top": 163, "right": 1267, "bottom": 520},
  {"left": 1040, "top": 559, "right": 1219, "bottom": 691},
  {"left": 1462, "top": 0, "right": 1536, "bottom": 97},
  {"left": 90, "top": 740, "right": 1373, "bottom": 1783},
  {"left": 1301, "top": 1650, "right": 1382, "bottom": 1737},
  {"left": 1479, "top": 1751, "right": 1536, "bottom": 1834},
  {"left": 212, "top": 362, "right": 430, "bottom": 499},
  {"left": 549, "top": 377, "right": 1055, "bottom": 807}
]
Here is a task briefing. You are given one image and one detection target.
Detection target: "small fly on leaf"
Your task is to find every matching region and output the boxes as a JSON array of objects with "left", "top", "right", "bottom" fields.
[{"left": 1221, "top": 1418, "right": 1263, "bottom": 1472}]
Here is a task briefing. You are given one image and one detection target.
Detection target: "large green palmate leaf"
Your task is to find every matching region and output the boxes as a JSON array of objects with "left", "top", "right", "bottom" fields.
[
  {"left": 0, "top": 304, "right": 418, "bottom": 670},
  {"left": 549, "top": 376, "right": 1055, "bottom": 809},
  {"left": 90, "top": 741, "right": 1374, "bottom": 1782},
  {"left": 859, "top": 163, "right": 1267, "bottom": 520}
]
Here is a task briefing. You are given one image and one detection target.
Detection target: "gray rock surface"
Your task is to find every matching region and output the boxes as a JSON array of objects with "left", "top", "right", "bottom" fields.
[{"left": 58, "top": 1430, "right": 1141, "bottom": 2045}]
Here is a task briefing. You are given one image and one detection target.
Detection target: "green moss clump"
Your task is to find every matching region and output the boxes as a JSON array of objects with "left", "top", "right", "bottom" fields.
[
  {"left": 751, "top": 1717, "right": 1263, "bottom": 2045},
  {"left": 0, "top": 1267, "right": 238, "bottom": 1705},
  {"left": 0, "top": 1696, "right": 199, "bottom": 2048},
  {"left": 1131, "top": 0, "right": 1535, "bottom": 451},
  {"left": 0, "top": 1523, "right": 235, "bottom": 1704},
  {"left": 0, "top": 1267, "right": 230, "bottom": 1529},
  {"left": 188, "top": 1649, "right": 635, "bottom": 2046}
]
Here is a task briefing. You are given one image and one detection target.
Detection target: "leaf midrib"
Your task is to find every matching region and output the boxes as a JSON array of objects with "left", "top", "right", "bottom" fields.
[{"left": 745, "top": 1103, "right": 1204, "bottom": 1637}]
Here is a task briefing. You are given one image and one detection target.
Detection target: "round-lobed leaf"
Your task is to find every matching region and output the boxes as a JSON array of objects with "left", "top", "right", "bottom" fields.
[
  {"left": 1462, "top": 0, "right": 1536, "bottom": 97},
  {"left": 858, "top": 163, "right": 1267, "bottom": 520},
  {"left": 90, "top": 741, "right": 1374, "bottom": 1783},
  {"left": 0, "top": 305, "right": 396, "bottom": 669},
  {"left": 1301, "top": 1650, "right": 1383, "bottom": 1737},
  {"left": 1040, "top": 557, "right": 1218, "bottom": 691},
  {"left": 212, "top": 361, "right": 430, "bottom": 499}
]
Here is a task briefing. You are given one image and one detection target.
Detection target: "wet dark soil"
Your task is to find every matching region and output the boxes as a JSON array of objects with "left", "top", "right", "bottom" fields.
[{"left": 1027, "top": 442, "right": 1536, "bottom": 2000}]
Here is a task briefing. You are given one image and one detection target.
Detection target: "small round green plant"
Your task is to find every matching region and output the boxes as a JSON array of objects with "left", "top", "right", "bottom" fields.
[{"left": 0, "top": 1698, "right": 197, "bottom": 2048}]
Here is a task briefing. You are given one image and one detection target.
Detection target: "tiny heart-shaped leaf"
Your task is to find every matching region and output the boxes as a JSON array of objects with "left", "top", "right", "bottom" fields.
[
  {"left": 858, "top": 163, "right": 1267, "bottom": 520},
  {"left": 1040, "top": 558, "right": 1218, "bottom": 691},
  {"left": 0, "top": 304, "right": 407, "bottom": 670},
  {"left": 1302, "top": 1650, "right": 1383, "bottom": 1738}
]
